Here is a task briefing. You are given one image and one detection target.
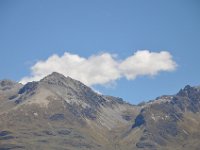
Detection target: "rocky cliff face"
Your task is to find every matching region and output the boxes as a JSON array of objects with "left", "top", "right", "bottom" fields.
[{"left": 0, "top": 73, "right": 200, "bottom": 150}]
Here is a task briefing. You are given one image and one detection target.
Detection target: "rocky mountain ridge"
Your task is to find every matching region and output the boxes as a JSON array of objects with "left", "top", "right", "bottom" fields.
[{"left": 0, "top": 72, "right": 199, "bottom": 150}]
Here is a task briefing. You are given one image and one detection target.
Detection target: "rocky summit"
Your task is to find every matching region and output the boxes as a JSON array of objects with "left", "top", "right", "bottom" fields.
[{"left": 0, "top": 72, "right": 200, "bottom": 150}]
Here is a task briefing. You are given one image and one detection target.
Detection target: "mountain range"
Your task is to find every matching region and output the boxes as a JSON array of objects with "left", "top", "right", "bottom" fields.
[{"left": 0, "top": 72, "right": 200, "bottom": 150}]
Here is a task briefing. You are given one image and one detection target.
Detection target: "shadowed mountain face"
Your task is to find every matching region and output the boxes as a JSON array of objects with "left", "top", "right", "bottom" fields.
[{"left": 0, "top": 73, "right": 200, "bottom": 150}]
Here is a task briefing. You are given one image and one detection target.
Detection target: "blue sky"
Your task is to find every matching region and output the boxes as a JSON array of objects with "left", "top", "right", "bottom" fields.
[{"left": 0, "top": 0, "right": 200, "bottom": 104}]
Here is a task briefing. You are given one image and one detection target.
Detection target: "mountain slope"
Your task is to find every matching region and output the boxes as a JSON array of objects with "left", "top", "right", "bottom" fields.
[
  {"left": 0, "top": 73, "right": 200, "bottom": 150},
  {"left": 0, "top": 72, "right": 139, "bottom": 150},
  {"left": 0, "top": 80, "right": 23, "bottom": 114},
  {"left": 128, "top": 85, "right": 200, "bottom": 150}
]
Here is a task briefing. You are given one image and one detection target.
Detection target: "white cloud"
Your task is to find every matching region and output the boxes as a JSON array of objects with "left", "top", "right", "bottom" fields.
[
  {"left": 20, "top": 50, "right": 177, "bottom": 86},
  {"left": 119, "top": 50, "right": 177, "bottom": 79}
]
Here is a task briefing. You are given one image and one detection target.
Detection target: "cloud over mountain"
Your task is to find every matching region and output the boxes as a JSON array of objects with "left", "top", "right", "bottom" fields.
[{"left": 20, "top": 50, "right": 177, "bottom": 86}]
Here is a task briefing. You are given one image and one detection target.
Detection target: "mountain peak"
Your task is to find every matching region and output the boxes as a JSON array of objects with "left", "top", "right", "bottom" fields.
[
  {"left": 0, "top": 79, "right": 17, "bottom": 87},
  {"left": 177, "top": 84, "right": 197, "bottom": 97},
  {"left": 0, "top": 79, "right": 21, "bottom": 91},
  {"left": 42, "top": 72, "right": 68, "bottom": 80},
  {"left": 183, "top": 85, "right": 193, "bottom": 91},
  {"left": 40, "top": 72, "right": 76, "bottom": 86}
]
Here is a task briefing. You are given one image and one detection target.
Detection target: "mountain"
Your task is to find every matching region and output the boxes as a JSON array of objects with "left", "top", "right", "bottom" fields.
[
  {"left": 130, "top": 85, "right": 200, "bottom": 150},
  {"left": 0, "top": 72, "right": 200, "bottom": 150}
]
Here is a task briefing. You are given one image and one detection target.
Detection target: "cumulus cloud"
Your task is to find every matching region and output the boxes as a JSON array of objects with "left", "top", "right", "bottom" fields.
[
  {"left": 119, "top": 50, "right": 177, "bottom": 79},
  {"left": 20, "top": 50, "right": 177, "bottom": 86}
]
